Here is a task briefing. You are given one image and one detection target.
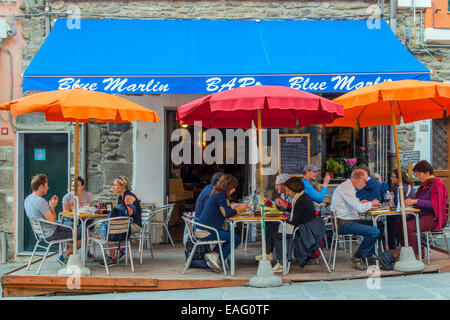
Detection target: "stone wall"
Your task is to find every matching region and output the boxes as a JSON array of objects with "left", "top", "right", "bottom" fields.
[
  {"left": 86, "top": 123, "right": 133, "bottom": 203},
  {"left": 0, "top": 146, "right": 14, "bottom": 261}
]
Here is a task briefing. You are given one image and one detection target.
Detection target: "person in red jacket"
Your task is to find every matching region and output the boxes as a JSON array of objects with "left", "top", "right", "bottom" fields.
[{"left": 395, "top": 160, "right": 448, "bottom": 258}]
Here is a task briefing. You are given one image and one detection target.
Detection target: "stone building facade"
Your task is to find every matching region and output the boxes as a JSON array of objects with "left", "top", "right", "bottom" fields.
[{"left": 0, "top": 0, "right": 448, "bottom": 261}]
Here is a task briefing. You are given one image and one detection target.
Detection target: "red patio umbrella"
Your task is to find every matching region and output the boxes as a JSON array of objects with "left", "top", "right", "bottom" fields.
[{"left": 176, "top": 85, "right": 343, "bottom": 263}]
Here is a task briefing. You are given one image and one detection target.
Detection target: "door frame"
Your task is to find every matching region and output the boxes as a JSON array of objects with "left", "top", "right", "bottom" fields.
[{"left": 15, "top": 131, "right": 71, "bottom": 255}]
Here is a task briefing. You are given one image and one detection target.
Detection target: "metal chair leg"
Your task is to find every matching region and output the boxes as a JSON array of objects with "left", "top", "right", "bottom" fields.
[
  {"left": 182, "top": 243, "right": 198, "bottom": 274},
  {"left": 164, "top": 223, "right": 175, "bottom": 247},
  {"left": 37, "top": 244, "right": 52, "bottom": 275},
  {"left": 26, "top": 243, "right": 39, "bottom": 271},
  {"left": 319, "top": 248, "right": 332, "bottom": 273},
  {"left": 128, "top": 241, "right": 134, "bottom": 272}
]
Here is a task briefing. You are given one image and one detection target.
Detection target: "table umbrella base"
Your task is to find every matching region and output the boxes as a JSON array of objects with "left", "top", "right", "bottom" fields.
[
  {"left": 248, "top": 260, "right": 283, "bottom": 288},
  {"left": 393, "top": 246, "right": 425, "bottom": 272},
  {"left": 57, "top": 254, "right": 91, "bottom": 277}
]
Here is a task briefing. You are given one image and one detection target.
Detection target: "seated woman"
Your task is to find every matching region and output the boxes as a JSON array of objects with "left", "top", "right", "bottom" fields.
[
  {"left": 271, "top": 177, "right": 316, "bottom": 273},
  {"left": 394, "top": 160, "right": 448, "bottom": 258},
  {"left": 100, "top": 176, "right": 143, "bottom": 267},
  {"left": 386, "top": 169, "right": 416, "bottom": 249},
  {"left": 61, "top": 176, "right": 94, "bottom": 227},
  {"left": 196, "top": 174, "right": 249, "bottom": 273}
]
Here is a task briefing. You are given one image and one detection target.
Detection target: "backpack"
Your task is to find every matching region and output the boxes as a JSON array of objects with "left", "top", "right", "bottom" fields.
[{"left": 377, "top": 250, "right": 395, "bottom": 271}]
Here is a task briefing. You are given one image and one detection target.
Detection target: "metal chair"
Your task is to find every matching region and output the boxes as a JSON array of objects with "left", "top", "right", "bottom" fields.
[
  {"left": 87, "top": 217, "right": 134, "bottom": 276},
  {"left": 131, "top": 207, "right": 154, "bottom": 264},
  {"left": 149, "top": 204, "right": 176, "bottom": 246},
  {"left": 26, "top": 219, "right": 74, "bottom": 275},
  {"left": 240, "top": 221, "right": 258, "bottom": 252},
  {"left": 422, "top": 204, "right": 450, "bottom": 264},
  {"left": 328, "top": 211, "right": 363, "bottom": 271},
  {"left": 182, "top": 215, "right": 227, "bottom": 275},
  {"left": 287, "top": 223, "right": 332, "bottom": 274}
]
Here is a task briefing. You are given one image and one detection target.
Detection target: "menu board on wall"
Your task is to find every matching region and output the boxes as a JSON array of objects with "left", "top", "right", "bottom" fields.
[{"left": 278, "top": 134, "right": 310, "bottom": 176}]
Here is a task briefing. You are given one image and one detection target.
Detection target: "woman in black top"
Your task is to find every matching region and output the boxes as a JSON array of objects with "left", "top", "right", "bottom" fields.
[
  {"left": 100, "top": 176, "right": 142, "bottom": 267},
  {"left": 271, "top": 177, "right": 316, "bottom": 273}
]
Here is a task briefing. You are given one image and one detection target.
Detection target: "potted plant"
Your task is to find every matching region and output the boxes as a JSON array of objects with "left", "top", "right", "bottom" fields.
[{"left": 326, "top": 159, "right": 345, "bottom": 178}]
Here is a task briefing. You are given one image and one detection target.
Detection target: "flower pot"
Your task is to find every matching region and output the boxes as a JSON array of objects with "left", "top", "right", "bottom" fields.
[{"left": 326, "top": 171, "right": 335, "bottom": 179}]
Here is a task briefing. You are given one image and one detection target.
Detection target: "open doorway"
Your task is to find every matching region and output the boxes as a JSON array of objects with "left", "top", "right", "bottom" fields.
[{"left": 165, "top": 110, "right": 248, "bottom": 244}]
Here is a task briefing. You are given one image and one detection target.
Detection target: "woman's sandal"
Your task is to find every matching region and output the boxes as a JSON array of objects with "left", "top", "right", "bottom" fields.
[{"left": 353, "top": 258, "right": 367, "bottom": 270}]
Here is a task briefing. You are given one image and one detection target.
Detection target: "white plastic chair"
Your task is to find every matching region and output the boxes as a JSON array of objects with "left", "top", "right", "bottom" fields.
[
  {"left": 87, "top": 217, "right": 134, "bottom": 276},
  {"left": 182, "top": 215, "right": 227, "bottom": 275},
  {"left": 26, "top": 219, "right": 74, "bottom": 275},
  {"left": 149, "top": 204, "right": 176, "bottom": 246}
]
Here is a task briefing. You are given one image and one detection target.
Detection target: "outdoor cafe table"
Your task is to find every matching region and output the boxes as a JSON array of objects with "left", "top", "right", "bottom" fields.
[
  {"left": 367, "top": 207, "right": 421, "bottom": 267},
  {"left": 229, "top": 213, "right": 288, "bottom": 276},
  {"left": 59, "top": 211, "right": 109, "bottom": 266}
]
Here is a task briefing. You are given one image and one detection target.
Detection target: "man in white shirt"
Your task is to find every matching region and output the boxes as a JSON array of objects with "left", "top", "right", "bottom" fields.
[{"left": 330, "top": 169, "right": 380, "bottom": 270}]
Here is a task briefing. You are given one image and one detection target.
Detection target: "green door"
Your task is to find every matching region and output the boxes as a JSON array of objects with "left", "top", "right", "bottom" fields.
[{"left": 23, "top": 133, "right": 69, "bottom": 251}]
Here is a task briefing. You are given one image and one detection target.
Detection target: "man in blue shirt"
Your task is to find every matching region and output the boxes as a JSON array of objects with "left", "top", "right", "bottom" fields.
[
  {"left": 194, "top": 172, "right": 224, "bottom": 219},
  {"left": 356, "top": 165, "right": 383, "bottom": 203},
  {"left": 302, "top": 164, "right": 331, "bottom": 205}
]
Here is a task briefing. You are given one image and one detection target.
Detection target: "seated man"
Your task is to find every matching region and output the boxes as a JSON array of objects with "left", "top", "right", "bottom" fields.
[
  {"left": 24, "top": 174, "right": 81, "bottom": 267},
  {"left": 301, "top": 164, "right": 331, "bottom": 205},
  {"left": 330, "top": 169, "right": 380, "bottom": 270},
  {"left": 195, "top": 172, "right": 224, "bottom": 220},
  {"left": 356, "top": 165, "right": 383, "bottom": 203}
]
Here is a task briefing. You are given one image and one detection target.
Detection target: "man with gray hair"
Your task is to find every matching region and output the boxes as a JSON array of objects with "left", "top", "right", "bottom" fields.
[
  {"left": 330, "top": 169, "right": 380, "bottom": 270},
  {"left": 256, "top": 173, "right": 292, "bottom": 262}
]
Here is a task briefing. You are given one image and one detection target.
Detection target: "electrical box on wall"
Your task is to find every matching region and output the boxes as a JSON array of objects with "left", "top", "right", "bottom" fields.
[{"left": 0, "top": 19, "right": 11, "bottom": 40}]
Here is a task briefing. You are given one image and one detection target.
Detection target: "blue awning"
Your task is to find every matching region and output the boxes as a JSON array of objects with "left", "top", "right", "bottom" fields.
[{"left": 23, "top": 19, "right": 430, "bottom": 94}]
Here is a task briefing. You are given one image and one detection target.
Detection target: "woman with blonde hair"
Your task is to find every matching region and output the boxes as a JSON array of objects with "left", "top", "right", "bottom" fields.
[
  {"left": 100, "top": 176, "right": 142, "bottom": 267},
  {"left": 196, "top": 174, "right": 248, "bottom": 273}
]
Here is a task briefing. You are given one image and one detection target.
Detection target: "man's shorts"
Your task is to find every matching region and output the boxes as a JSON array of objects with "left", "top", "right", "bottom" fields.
[{"left": 47, "top": 225, "right": 82, "bottom": 242}]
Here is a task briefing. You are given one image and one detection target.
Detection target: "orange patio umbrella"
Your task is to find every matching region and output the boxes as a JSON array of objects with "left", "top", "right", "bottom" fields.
[
  {"left": 1, "top": 88, "right": 160, "bottom": 275},
  {"left": 328, "top": 79, "right": 450, "bottom": 272}
]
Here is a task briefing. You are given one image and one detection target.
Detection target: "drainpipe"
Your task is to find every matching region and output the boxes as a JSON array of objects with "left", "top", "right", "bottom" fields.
[
  {"left": 0, "top": 232, "right": 6, "bottom": 264},
  {"left": 389, "top": 0, "right": 398, "bottom": 173},
  {"left": 80, "top": 123, "right": 87, "bottom": 180}
]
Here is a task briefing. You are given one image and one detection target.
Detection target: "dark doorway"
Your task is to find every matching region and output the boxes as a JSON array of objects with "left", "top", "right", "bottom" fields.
[{"left": 23, "top": 133, "right": 69, "bottom": 251}]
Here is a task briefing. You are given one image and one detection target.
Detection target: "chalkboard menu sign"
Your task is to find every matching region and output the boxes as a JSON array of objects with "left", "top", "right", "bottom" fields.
[{"left": 278, "top": 134, "right": 310, "bottom": 176}]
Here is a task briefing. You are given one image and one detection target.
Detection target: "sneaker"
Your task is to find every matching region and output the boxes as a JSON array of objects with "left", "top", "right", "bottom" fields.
[
  {"left": 272, "top": 262, "right": 283, "bottom": 273},
  {"left": 118, "top": 249, "right": 126, "bottom": 263},
  {"left": 255, "top": 252, "right": 274, "bottom": 262},
  {"left": 99, "top": 256, "right": 117, "bottom": 267},
  {"left": 57, "top": 254, "right": 67, "bottom": 267},
  {"left": 205, "top": 253, "right": 222, "bottom": 273}
]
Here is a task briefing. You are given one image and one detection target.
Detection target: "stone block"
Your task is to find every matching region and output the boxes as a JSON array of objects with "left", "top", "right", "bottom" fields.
[
  {"left": 102, "top": 161, "right": 133, "bottom": 187},
  {"left": 0, "top": 169, "right": 13, "bottom": 189},
  {"left": 117, "top": 130, "right": 133, "bottom": 163},
  {"left": 87, "top": 173, "right": 103, "bottom": 194},
  {"left": 88, "top": 125, "right": 101, "bottom": 152}
]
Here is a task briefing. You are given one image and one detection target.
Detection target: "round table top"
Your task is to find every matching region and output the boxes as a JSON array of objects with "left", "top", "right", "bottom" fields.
[{"left": 59, "top": 211, "right": 109, "bottom": 219}]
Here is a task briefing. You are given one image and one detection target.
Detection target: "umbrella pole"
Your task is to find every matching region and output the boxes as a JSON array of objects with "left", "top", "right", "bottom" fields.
[
  {"left": 390, "top": 101, "right": 424, "bottom": 272},
  {"left": 390, "top": 103, "right": 408, "bottom": 247},
  {"left": 257, "top": 109, "right": 267, "bottom": 261},
  {"left": 58, "top": 119, "right": 91, "bottom": 276},
  {"left": 73, "top": 119, "right": 79, "bottom": 255},
  {"left": 249, "top": 109, "right": 282, "bottom": 288}
]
